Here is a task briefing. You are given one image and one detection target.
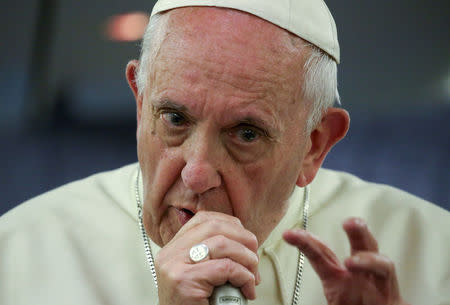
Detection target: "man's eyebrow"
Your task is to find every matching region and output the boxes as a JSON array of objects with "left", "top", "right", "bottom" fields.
[
  {"left": 238, "top": 117, "right": 271, "bottom": 129},
  {"left": 153, "top": 99, "right": 189, "bottom": 113}
]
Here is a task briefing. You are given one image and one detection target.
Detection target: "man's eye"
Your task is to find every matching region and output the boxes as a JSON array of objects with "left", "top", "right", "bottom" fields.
[
  {"left": 161, "top": 112, "right": 187, "bottom": 127},
  {"left": 228, "top": 124, "right": 265, "bottom": 143},
  {"left": 238, "top": 128, "right": 259, "bottom": 142}
]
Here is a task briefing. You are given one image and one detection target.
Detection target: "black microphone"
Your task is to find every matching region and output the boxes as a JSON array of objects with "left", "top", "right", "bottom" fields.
[{"left": 210, "top": 283, "right": 248, "bottom": 305}]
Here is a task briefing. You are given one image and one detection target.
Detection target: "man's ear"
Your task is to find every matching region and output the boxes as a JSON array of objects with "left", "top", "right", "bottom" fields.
[
  {"left": 126, "top": 60, "right": 143, "bottom": 130},
  {"left": 296, "top": 108, "right": 350, "bottom": 187}
]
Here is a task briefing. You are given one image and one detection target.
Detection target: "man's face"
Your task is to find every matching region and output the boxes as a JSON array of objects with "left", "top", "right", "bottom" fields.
[{"left": 137, "top": 7, "right": 312, "bottom": 246}]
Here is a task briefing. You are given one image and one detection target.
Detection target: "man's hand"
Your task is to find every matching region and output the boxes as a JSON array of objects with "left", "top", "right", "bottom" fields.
[
  {"left": 155, "top": 211, "right": 260, "bottom": 305},
  {"left": 283, "top": 217, "right": 410, "bottom": 305}
]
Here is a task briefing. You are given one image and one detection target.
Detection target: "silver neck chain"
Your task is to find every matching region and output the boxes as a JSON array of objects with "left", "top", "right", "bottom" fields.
[{"left": 135, "top": 168, "right": 310, "bottom": 305}]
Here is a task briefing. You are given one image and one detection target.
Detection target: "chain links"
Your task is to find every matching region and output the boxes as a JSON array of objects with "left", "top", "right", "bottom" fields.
[
  {"left": 136, "top": 169, "right": 158, "bottom": 289},
  {"left": 291, "top": 185, "right": 310, "bottom": 305},
  {"left": 135, "top": 166, "right": 310, "bottom": 305}
]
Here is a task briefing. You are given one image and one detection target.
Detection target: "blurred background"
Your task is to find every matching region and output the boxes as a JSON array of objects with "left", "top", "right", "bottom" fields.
[{"left": 0, "top": 0, "right": 449, "bottom": 216}]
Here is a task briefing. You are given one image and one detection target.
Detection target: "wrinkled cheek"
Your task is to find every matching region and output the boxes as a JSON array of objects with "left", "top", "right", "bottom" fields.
[
  {"left": 159, "top": 207, "right": 183, "bottom": 245},
  {"left": 138, "top": 136, "right": 160, "bottom": 195},
  {"left": 138, "top": 131, "right": 186, "bottom": 245},
  {"left": 230, "top": 164, "right": 270, "bottom": 223},
  {"left": 138, "top": 120, "right": 168, "bottom": 178},
  {"left": 241, "top": 163, "right": 273, "bottom": 200},
  {"left": 143, "top": 206, "right": 177, "bottom": 247},
  {"left": 240, "top": 162, "right": 292, "bottom": 224},
  {"left": 138, "top": 131, "right": 166, "bottom": 221}
]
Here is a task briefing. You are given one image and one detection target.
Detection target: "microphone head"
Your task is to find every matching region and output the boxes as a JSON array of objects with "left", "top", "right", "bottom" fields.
[{"left": 210, "top": 283, "right": 248, "bottom": 305}]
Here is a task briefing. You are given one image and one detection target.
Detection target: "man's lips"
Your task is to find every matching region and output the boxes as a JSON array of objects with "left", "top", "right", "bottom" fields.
[{"left": 175, "top": 207, "right": 195, "bottom": 225}]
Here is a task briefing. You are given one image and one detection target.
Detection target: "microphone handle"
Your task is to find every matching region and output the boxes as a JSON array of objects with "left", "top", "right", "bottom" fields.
[{"left": 210, "top": 283, "right": 248, "bottom": 305}]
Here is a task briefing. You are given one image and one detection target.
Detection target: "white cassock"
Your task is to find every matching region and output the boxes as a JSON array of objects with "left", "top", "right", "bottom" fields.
[{"left": 0, "top": 163, "right": 448, "bottom": 305}]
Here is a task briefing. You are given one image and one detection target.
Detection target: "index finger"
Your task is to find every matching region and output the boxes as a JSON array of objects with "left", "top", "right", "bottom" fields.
[
  {"left": 170, "top": 211, "right": 259, "bottom": 253},
  {"left": 343, "top": 218, "right": 378, "bottom": 255},
  {"left": 283, "top": 229, "right": 346, "bottom": 280}
]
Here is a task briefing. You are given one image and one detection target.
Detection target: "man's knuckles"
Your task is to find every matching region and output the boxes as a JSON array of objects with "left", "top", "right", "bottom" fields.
[
  {"left": 191, "top": 211, "right": 243, "bottom": 227},
  {"left": 212, "top": 258, "right": 256, "bottom": 299},
  {"left": 205, "top": 235, "right": 259, "bottom": 273},
  {"left": 345, "top": 252, "right": 396, "bottom": 278},
  {"left": 183, "top": 216, "right": 258, "bottom": 251}
]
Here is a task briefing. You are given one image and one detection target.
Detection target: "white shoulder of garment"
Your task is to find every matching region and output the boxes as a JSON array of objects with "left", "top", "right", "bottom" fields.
[{"left": 0, "top": 163, "right": 448, "bottom": 305}]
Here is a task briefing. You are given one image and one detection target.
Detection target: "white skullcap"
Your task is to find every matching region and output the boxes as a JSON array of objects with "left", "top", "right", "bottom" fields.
[{"left": 151, "top": 0, "right": 340, "bottom": 63}]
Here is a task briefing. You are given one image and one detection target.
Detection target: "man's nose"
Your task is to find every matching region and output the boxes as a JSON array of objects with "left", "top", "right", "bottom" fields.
[{"left": 181, "top": 146, "right": 222, "bottom": 195}]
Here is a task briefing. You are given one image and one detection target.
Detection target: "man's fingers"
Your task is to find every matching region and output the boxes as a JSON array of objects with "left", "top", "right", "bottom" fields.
[
  {"left": 345, "top": 251, "right": 401, "bottom": 300},
  {"left": 177, "top": 211, "right": 243, "bottom": 236},
  {"left": 345, "top": 251, "right": 396, "bottom": 279},
  {"left": 197, "top": 258, "right": 257, "bottom": 300},
  {"left": 283, "top": 229, "right": 345, "bottom": 280},
  {"left": 171, "top": 211, "right": 259, "bottom": 254},
  {"left": 159, "top": 258, "right": 256, "bottom": 301},
  {"left": 343, "top": 218, "right": 379, "bottom": 255},
  {"left": 202, "top": 235, "right": 260, "bottom": 285}
]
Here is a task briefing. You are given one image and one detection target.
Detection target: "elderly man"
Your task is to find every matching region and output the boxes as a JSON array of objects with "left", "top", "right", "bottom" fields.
[{"left": 1, "top": 0, "right": 448, "bottom": 304}]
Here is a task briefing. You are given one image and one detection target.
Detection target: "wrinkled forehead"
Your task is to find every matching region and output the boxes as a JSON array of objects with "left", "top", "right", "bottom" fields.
[
  {"left": 161, "top": 7, "right": 306, "bottom": 57},
  {"left": 151, "top": 0, "right": 340, "bottom": 63},
  {"left": 167, "top": 7, "right": 301, "bottom": 45}
]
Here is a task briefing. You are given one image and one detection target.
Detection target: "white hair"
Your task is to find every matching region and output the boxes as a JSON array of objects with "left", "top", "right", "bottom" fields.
[
  {"left": 302, "top": 43, "right": 341, "bottom": 132},
  {"left": 136, "top": 13, "right": 166, "bottom": 98},
  {"left": 136, "top": 13, "right": 340, "bottom": 133}
]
